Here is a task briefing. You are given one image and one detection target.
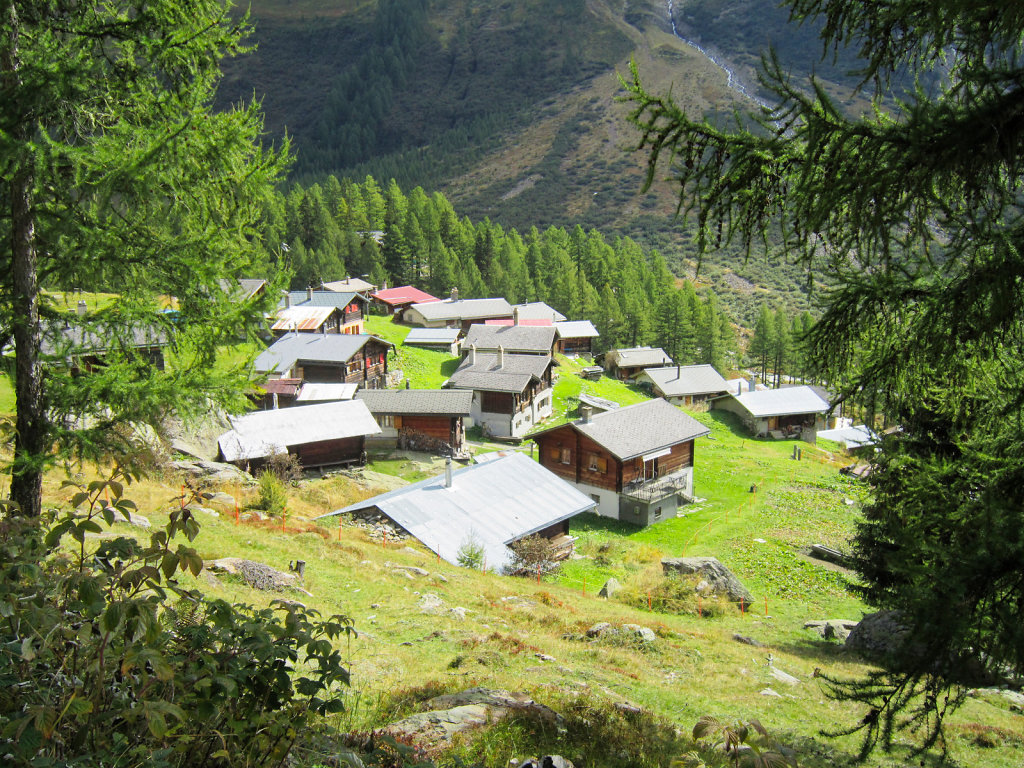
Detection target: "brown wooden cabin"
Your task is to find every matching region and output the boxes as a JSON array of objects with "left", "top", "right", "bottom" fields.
[
  {"left": 355, "top": 389, "right": 473, "bottom": 455},
  {"left": 531, "top": 398, "right": 710, "bottom": 526},
  {"left": 254, "top": 334, "right": 393, "bottom": 390}
]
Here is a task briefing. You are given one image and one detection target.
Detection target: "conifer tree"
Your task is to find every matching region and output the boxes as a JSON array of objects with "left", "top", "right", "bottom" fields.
[{"left": 626, "top": 0, "right": 1024, "bottom": 754}]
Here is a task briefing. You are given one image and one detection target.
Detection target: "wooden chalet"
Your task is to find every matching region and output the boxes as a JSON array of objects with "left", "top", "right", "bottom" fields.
[
  {"left": 633, "top": 364, "right": 729, "bottom": 406},
  {"left": 462, "top": 323, "right": 557, "bottom": 357},
  {"left": 275, "top": 289, "right": 367, "bottom": 335},
  {"left": 355, "top": 389, "right": 473, "bottom": 454},
  {"left": 532, "top": 398, "right": 710, "bottom": 526},
  {"left": 218, "top": 400, "right": 381, "bottom": 472},
  {"left": 41, "top": 315, "right": 168, "bottom": 374},
  {"left": 711, "top": 385, "right": 830, "bottom": 438},
  {"left": 403, "top": 291, "right": 513, "bottom": 331},
  {"left": 446, "top": 346, "right": 554, "bottom": 439},
  {"left": 554, "top": 320, "right": 600, "bottom": 356},
  {"left": 370, "top": 285, "right": 439, "bottom": 316},
  {"left": 255, "top": 333, "right": 393, "bottom": 389},
  {"left": 602, "top": 347, "right": 673, "bottom": 380}
]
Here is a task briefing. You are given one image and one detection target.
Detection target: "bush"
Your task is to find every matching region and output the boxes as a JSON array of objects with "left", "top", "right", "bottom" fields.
[
  {"left": 616, "top": 567, "right": 731, "bottom": 616},
  {"left": 456, "top": 530, "right": 485, "bottom": 569},
  {"left": 505, "top": 534, "right": 561, "bottom": 577},
  {"left": 0, "top": 472, "right": 354, "bottom": 768},
  {"left": 254, "top": 469, "right": 288, "bottom": 516}
]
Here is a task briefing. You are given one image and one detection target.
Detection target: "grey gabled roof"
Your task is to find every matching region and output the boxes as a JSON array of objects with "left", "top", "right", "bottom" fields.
[
  {"left": 254, "top": 333, "right": 391, "bottom": 375},
  {"left": 512, "top": 302, "right": 566, "bottom": 322},
  {"left": 218, "top": 400, "right": 381, "bottom": 462},
  {"left": 610, "top": 346, "right": 673, "bottom": 368},
  {"left": 817, "top": 424, "right": 877, "bottom": 449},
  {"left": 535, "top": 398, "right": 710, "bottom": 461},
  {"left": 404, "top": 328, "right": 461, "bottom": 345},
  {"left": 320, "top": 452, "right": 596, "bottom": 570},
  {"left": 279, "top": 290, "right": 366, "bottom": 310},
  {"left": 447, "top": 352, "right": 552, "bottom": 394},
  {"left": 554, "top": 320, "right": 600, "bottom": 339},
  {"left": 409, "top": 297, "right": 512, "bottom": 322},
  {"left": 40, "top": 321, "right": 169, "bottom": 357},
  {"left": 725, "top": 385, "right": 831, "bottom": 417},
  {"left": 218, "top": 278, "right": 267, "bottom": 300},
  {"left": 637, "top": 365, "right": 729, "bottom": 397},
  {"left": 355, "top": 389, "right": 473, "bottom": 416},
  {"left": 462, "top": 324, "right": 556, "bottom": 354}
]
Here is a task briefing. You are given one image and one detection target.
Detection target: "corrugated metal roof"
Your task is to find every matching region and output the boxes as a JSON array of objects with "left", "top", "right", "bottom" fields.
[
  {"left": 218, "top": 278, "right": 267, "bottom": 300},
  {"left": 409, "top": 297, "right": 512, "bottom": 321},
  {"left": 817, "top": 425, "right": 877, "bottom": 449},
  {"left": 404, "top": 328, "right": 461, "bottom": 345},
  {"left": 448, "top": 352, "right": 552, "bottom": 393},
  {"left": 254, "top": 334, "right": 390, "bottom": 375},
  {"left": 322, "top": 277, "right": 376, "bottom": 293},
  {"left": 728, "top": 386, "right": 831, "bottom": 417},
  {"left": 512, "top": 302, "right": 567, "bottom": 322},
  {"left": 534, "top": 398, "right": 710, "bottom": 460},
  {"left": 355, "top": 389, "right": 473, "bottom": 415},
  {"left": 463, "top": 324, "right": 556, "bottom": 354},
  {"left": 484, "top": 318, "right": 552, "bottom": 326},
  {"left": 40, "top": 322, "right": 169, "bottom": 357},
  {"left": 636, "top": 365, "right": 729, "bottom": 397},
  {"left": 555, "top": 320, "right": 600, "bottom": 339},
  {"left": 218, "top": 400, "right": 381, "bottom": 462},
  {"left": 321, "top": 453, "right": 596, "bottom": 570},
  {"left": 372, "top": 286, "right": 439, "bottom": 305},
  {"left": 261, "top": 378, "right": 302, "bottom": 396},
  {"left": 270, "top": 306, "right": 336, "bottom": 332},
  {"left": 611, "top": 346, "right": 673, "bottom": 367},
  {"left": 295, "top": 383, "right": 358, "bottom": 402}
]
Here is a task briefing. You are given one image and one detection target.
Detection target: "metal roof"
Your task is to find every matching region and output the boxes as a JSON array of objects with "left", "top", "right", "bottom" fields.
[
  {"left": 254, "top": 334, "right": 391, "bottom": 375},
  {"left": 355, "top": 389, "right": 473, "bottom": 415},
  {"left": 512, "top": 302, "right": 566, "bottom": 322},
  {"left": 404, "top": 328, "right": 461, "bottom": 345},
  {"left": 295, "top": 382, "right": 358, "bottom": 402},
  {"left": 40, "top": 322, "right": 169, "bottom": 357},
  {"left": 261, "top": 378, "right": 302, "bottom": 397},
  {"left": 279, "top": 290, "right": 365, "bottom": 310},
  {"left": 218, "top": 400, "right": 381, "bottom": 462},
  {"left": 371, "top": 286, "right": 439, "bottom": 305},
  {"left": 322, "top": 277, "right": 376, "bottom": 293},
  {"left": 636, "top": 365, "right": 729, "bottom": 397},
  {"left": 726, "top": 386, "right": 831, "bottom": 417},
  {"left": 408, "top": 297, "right": 512, "bottom": 322},
  {"left": 462, "top": 324, "right": 556, "bottom": 354},
  {"left": 321, "top": 453, "right": 596, "bottom": 570},
  {"left": 218, "top": 278, "right": 267, "bottom": 300},
  {"left": 817, "top": 425, "right": 877, "bottom": 449},
  {"left": 610, "top": 346, "right": 673, "bottom": 367},
  {"left": 270, "top": 306, "right": 336, "bottom": 332},
  {"left": 578, "top": 392, "right": 621, "bottom": 412},
  {"left": 534, "top": 398, "right": 710, "bottom": 460},
  {"left": 448, "top": 352, "right": 552, "bottom": 393},
  {"left": 555, "top": 320, "right": 600, "bottom": 339}
]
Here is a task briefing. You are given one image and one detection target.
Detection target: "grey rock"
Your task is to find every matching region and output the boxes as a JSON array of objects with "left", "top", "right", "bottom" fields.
[
  {"left": 598, "top": 577, "right": 622, "bottom": 598},
  {"left": 205, "top": 558, "right": 300, "bottom": 592},
  {"left": 804, "top": 619, "right": 859, "bottom": 642},
  {"left": 586, "top": 622, "right": 615, "bottom": 638},
  {"left": 108, "top": 508, "right": 151, "bottom": 529},
  {"left": 734, "top": 633, "right": 766, "bottom": 648},
  {"left": 518, "top": 759, "right": 574, "bottom": 768},
  {"left": 418, "top": 593, "right": 445, "bottom": 613},
  {"left": 845, "top": 610, "right": 910, "bottom": 659},
  {"left": 760, "top": 688, "right": 783, "bottom": 698},
  {"left": 535, "top": 653, "right": 556, "bottom": 662},
  {"left": 661, "top": 556, "right": 753, "bottom": 604},
  {"left": 621, "top": 624, "right": 657, "bottom": 644},
  {"left": 186, "top": 504, "right": 219, "bottom": 518},
  {"left": 172, "top": 459, "right": 254, "bottom": 486},
  {"left": 203, "top": 492, "right": 237, "bottom": 509},
  {"left": 448, "top": 606, "right": 467, "bottom": 621},
  {"left": 769, "top": 666, "right": 800, "bottom": 685}
]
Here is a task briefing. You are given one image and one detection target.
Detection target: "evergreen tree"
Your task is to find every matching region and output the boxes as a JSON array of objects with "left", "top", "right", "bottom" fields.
[
  {"left": 748, "top": 305, "right": 775, "bottom": 383},
  {"left": 1, "top": 0, "right": 287, "bottom": 516},
  {"left": 627, "top": 0, "right": 1024, "bottom": 753},
  {"left": 771, "top": 306, "right": 791, "bottom": 387}
]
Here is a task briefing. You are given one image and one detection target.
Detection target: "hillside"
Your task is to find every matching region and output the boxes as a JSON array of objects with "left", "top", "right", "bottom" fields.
[{"left": 217, "top": 0, "right": 867, "bottom": 312}]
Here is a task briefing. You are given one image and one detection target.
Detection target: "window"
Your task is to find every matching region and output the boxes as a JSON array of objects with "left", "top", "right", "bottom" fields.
[
  {"left": 380, "top": 415, "right": 395, "bottom": 428},
  {"left": 590, "top": 494, "right": 601, "bottom": 505},
  {"left": 560, "top": 447, "right": 571, "bottom": 464},
  {"left": 549, "top": 445, "right": 561, "bottom": 461},
  {"left": 587, "top": 453, "right": 607, "bottom": 473},
  {"left": 654, "top": 506, "right": 662, "bottom": 519}
]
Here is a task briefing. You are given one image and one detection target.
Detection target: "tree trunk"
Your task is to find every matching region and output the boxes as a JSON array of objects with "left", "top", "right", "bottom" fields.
[{"left": 4, "top": 3, "right": 45, "bottom": 517}]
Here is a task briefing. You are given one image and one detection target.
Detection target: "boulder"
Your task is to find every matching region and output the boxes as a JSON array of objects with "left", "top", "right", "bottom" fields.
[
  {"left": 586, "top": 622, "right": 615, "bottom": 639},
  {"left": 418, "top": 593, "right": 445, "bottom": 614},
  {"left": 173, "top": 459, "right": 255, "bottom": 486},
  {"left": 733, "top": 633, "right": 766, "bottom": 648},
  {"left": 203, "top": 492, "right": 237, "bottom": 509},
  {"left": 108, "top": 508, "right": 151, "bottom": 529},
  {"left": 598, "top": 577, "right": 622, "bottom": 599},
  {"left": 661, "top": 557, "right": 753, "bottom": 604},
  {"left": 804, "top": 619, "right": 859, "bottom": 642},
  {"left": 384, "top": 688, "right": 560, "bottom": 746},
  {"left": 205, "top": 558, "right": 301, "bottom": 592},
  {"left": 517, "top": 758, "right": 574, "bottom": 768},
  {"left": 845, "top": 610, "right": 910, "bottom": 659},
  {"left": 621, "top": 624, "right": 657, "bottom": 644}
]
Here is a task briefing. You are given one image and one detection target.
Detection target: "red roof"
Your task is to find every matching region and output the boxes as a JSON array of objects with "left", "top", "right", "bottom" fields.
[
  {"left": 484, "top": 318, "right": 552, "bottom": 326},
  {"left": 371, "top": 286, "right": 439, "bottom": 306},
  {"left": 261, "top": 378, "right": 302, "bottom": 397}
]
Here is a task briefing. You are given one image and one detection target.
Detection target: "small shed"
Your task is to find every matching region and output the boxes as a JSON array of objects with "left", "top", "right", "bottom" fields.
[
  {"left": 318, "top": 453, "right": 596, "bottom": 571},
  {"left": 603, "top": 347, "right": 673, "bottom": 379},
  {"left": 711, "top": 385, "right": 830, "bottom": 438},
  {"left": 371, "top": 285, "right": 440, "bottom": 316},
  {"left": 217, "top": 400, "right": 382, "bottom": 471},
  {"left": 355, "top": 389, "right": 474, "bottom": 454},
  {"left": 404, "top": 327, "right": 461, "bottom": 355},
  {"left": 633, "top": 364, "right": 729, "bottom": 406},
  {"left": 322, "top": 277, "right": 376, "bottom": 294},
  {"left": 403, "top": 296, "right": 513, "bottom": 330},
  {"left": 554, "top": 320, "right": 600, "bottom": 356}
]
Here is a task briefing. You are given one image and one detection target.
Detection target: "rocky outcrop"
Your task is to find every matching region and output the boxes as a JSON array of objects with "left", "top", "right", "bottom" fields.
[
  {"left": 804, "top": 619, "right": 859, "bottom": 642},
  {"left": 598, "top": 577, "right": 621, "bottom": 598},
  {"left": 205, "top": 558, "right": 304, "bottom": 592},
  {"left": 173, "top": 459, "right": 255, "bottom": 486},
  {"left": 845, "top": 610, "right": 910, "bottom": 659},
  {"left": 384, "top": 688, "right": 560, "bottom": 747},
  {"left": 661, "top": 556, "right": 753, "bottom": 604}
]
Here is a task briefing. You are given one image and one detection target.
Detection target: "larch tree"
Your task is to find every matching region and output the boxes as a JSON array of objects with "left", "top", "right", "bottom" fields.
[
  {"left": 2, "top": 0, "right": 288, "bottom": 516},
  {"left": 626, "top": 0, "right": 1024, "bottom": 757}
]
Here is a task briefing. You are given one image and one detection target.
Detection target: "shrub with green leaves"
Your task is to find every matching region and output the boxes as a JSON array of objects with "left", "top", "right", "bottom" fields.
[
  {"left": 254, "top": 468, "right": 289, "bottom": 516},
  {"left": 0, "top": 471, "right": 354, "bottom": 767}
]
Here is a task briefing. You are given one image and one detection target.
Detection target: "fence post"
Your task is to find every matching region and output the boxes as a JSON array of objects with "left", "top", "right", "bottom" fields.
[
  {"left": 740, "top": 597, "right": 745, "bottom": 615},
  {"left": 764, "top": 595, "right": 769, "bottom": 616},
  {"left": 582, "top": 576, "right": 586, "bottom": 596}
]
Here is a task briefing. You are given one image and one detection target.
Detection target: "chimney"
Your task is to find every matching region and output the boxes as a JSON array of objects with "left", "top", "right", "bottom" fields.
[
  {"left": 737, "top": 381, "right": 742, "bottom": 396},
  {"left": 676, "top": 364, "right": 681, "bottom": 380},
  {"left": 581, "top": 405, "right": 592, "bottom": 423},
  {"left": 748, "top": 375, "right": 757, "bottom": 392},
  {"left": 306, "top": 286, "right": 313, "bottom": 301},
  {"left": 513, "top": 307, "right": 520, "bottom": 326},
  {"left": 496, "top": 344, "right": 504, "bottom": 368},
  {"left": 76, "top": 300, "right": 87, "bottom": 317},
  {"left": 283, "top": 290, "right": 291, "bottom": 309},
  {"left": 444, "top": 457, "right": 453, "bottom": 488},
  {"left": 470, "top": 343, "right": 476, "bottom": 365},
  {"left": 450, "top": 286, "right": 459, "bottom": 301}
]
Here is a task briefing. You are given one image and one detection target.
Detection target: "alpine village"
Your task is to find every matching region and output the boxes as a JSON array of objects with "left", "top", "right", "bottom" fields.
[{"left": 2, "top": 2, "right": 1022, "bottom": 768}]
